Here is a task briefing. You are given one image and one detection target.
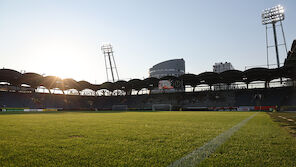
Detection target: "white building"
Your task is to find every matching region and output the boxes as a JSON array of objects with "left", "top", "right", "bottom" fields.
[
  {"left": 213, "top": 62, "right": 235, "bottom": 90},
  {"left": 149, "top": 59, "right": 185, "bottom": 93},
  {"left": 149, "top": 59, "right": 185, "bottom": 79},
  {"left": 213, "top": 62, "right": 234, "bottom": 73}
]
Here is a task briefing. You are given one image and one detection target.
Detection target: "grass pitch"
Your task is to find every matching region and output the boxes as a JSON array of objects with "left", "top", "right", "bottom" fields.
[
  {"left": 0, "top": 111, "right": 295, "bottom": 166},
  {"left": 268, "top": 112, "right": 296, "bottom": 137}
]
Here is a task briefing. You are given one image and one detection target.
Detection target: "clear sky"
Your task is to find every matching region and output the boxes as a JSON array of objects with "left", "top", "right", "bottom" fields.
[{"left": 0, "top": 0, "right": 295, "bottom": 84}]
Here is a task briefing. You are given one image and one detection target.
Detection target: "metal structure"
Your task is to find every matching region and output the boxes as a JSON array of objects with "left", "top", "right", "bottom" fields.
[
  {"left": 262, "top": 5, "right": 287, "bottom": 69},
  {"left": 101, "top": 44, "right": 119, "bottom": 82}
]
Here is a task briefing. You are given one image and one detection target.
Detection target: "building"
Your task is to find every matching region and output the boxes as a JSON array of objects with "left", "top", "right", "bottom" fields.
[
  {"left": 149, "top": 59, "right": 185, "bottom": 78},
  {"left": 213, "top": 62, "right": 234, "bottom": 73},
  {"left": 213, "top": 62, "right": 235, "bottom": 90}
]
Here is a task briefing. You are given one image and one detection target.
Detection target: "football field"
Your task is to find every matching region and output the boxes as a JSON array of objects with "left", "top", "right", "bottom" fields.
[{"left": 0, "top": 111, "right": 295, "bottom": 166}]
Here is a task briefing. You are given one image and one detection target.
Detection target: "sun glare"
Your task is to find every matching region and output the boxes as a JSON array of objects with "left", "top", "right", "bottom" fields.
[{"left": 32, "top": 38, "right": 85, "bottom": 80}]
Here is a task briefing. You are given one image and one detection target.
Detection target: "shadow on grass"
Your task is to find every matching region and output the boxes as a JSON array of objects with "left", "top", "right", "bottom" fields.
[
  {"left": 0, "top": 110, "right": 167, "bottom": 115},
  {"left": 268, "top": 112, "right": 296, "bottom": 137},
  {"left": 0, "top": 110, "right": 123, "bottom": 115},
  {"left": 0, "top": 110, "right": 260, "bottom": 115}
]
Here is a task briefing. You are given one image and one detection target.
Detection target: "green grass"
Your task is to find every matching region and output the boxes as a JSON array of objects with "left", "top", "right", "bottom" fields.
[
  {"left": 199, "top": 112, "right": 296, "bottom": 167},
  {"left": 268, "top": 112, "right": 296, "bottom": 137},
  {"left": 0, "top": 111, "right": 295, "bottom": 166}
]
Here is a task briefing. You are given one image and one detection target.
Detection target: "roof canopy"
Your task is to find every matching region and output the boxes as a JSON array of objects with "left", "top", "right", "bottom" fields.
[
  {"left": 0, "top": 54, "right": 295, "bottom": 92},
  {"left": 0, "top": 69, "right": 22, "bottom": 86}
]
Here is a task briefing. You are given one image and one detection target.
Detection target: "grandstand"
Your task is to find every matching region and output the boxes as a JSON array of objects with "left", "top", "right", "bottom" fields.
[{"left": 0, "top": 40, "right": 296, "bottom": 111}]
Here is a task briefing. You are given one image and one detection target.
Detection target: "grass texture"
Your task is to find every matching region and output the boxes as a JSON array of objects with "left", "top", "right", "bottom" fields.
[
  {"left": 0, "top": 111, "right": 295, "bottom": 166},
  {"left": 199, "top": 112, "right": 296, "bottom": 167}
]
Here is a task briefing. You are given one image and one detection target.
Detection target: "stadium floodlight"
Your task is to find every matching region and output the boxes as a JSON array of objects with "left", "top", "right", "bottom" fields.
[
  {"left": 101, "top": 43, "right": 119, "bottom": 82},
  {"left": 261, "top": 4, "right": 287, "bottom": 71},
  {"left": 262, "top": 5, "right": 285, "bottom": 25}
]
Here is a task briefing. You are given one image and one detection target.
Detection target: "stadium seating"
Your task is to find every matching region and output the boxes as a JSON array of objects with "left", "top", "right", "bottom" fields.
[
  {"left": 1, "top": 39, "right": 296, "bottom": 111},
  {"left": 1, "top": 86, "right": 295, "bottom": 111}
]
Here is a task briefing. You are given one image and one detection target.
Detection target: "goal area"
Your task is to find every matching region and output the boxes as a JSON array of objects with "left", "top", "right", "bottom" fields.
[
  {"left": 112, "top": 105, "right": 128, "bottom": 111},
  {"left": 152, "top": 104, "right": 172, "bottom": 111}
]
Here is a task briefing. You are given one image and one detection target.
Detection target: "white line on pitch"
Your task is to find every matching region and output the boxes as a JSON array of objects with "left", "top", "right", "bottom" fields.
[{"left": 167, "top": 113, "right": 258, "bottom": 167}]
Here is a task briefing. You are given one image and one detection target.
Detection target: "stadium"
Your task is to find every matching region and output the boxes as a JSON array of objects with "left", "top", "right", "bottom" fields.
[
  {"left": 1, "top": 42, "right": 296, "bottom": 111},
  {"left": 1, "top": 2, "right": 296, "bottom": 167}
]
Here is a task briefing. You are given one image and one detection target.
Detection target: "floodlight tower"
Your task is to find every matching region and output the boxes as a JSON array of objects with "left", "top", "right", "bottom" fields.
[
  {"left": 262, "top": 5, "right": 287, "bottom": 69},
  {"left": 101, "top": 44, "right": 119, "bottom": 82}
]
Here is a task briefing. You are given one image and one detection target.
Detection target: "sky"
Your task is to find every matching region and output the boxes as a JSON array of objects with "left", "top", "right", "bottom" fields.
[{"left": 0, "top": 0, "right": 296, "bottom": 84}]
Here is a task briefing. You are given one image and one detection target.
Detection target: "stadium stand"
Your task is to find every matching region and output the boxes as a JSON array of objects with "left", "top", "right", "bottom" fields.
[{"left": 1, "top": 39, "right": 296, "bottom": 111}]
